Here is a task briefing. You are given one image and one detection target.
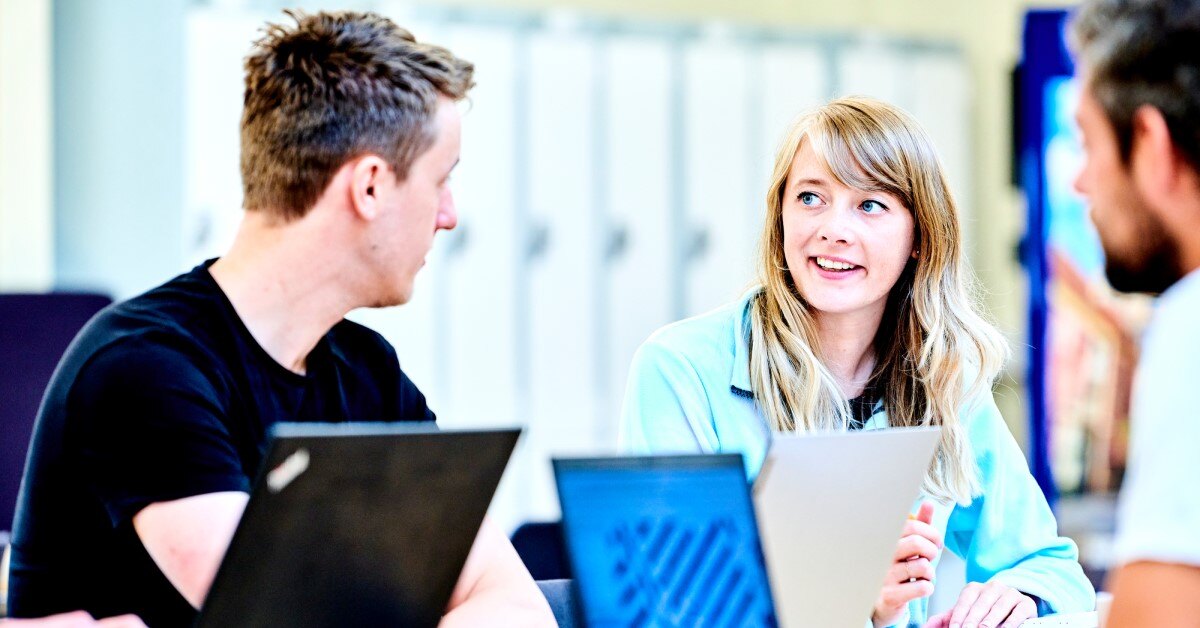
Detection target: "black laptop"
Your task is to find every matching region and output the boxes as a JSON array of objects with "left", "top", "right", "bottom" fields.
[{"left": 196, "top": 422, "right": 520, "bottom": 628}]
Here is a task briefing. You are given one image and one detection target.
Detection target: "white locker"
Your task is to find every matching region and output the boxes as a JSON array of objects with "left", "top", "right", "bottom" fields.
[
  {"left": 183, "top": 9, "right": 264, "bottom": 266},
  {"left": 601, "top": 35, "right": 677, "bottom": 446},
  {"left": 521, "top": 30, "right": 604, "bottom": 521},
  {"left": 908, "top": 51, "right": 975, "bottom": 246},
  {"left": 439, "top": 24, "right": 525, "bottom": 531},
  {"left": 435, "top": 24, "right": 521, "bottom": 430},
  {"left": 835, "top": 40, "right": 911, "bottom": 109},
  {"left": 757, "top": 44, "right": 831, "bottom": 197},
  {"left": 681, "top": 37, "right": 756, "bottom": 318}
]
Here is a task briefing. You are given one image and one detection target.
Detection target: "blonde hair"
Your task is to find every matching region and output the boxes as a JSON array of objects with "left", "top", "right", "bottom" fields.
[{"left": 749, "top": 96, "right": 1008, "bottom": 505}]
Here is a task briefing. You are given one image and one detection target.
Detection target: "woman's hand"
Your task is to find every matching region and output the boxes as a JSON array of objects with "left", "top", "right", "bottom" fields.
[
  {"left": 922, "top": 581, "right": 1038, "bottom": 628},
  {"left": 872, "top": 502, "right": 943, "bottom": 627}
]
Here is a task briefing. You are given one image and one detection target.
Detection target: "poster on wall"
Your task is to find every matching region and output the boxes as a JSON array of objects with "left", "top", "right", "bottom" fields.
[{"left": 1019, "top": 10, "right": 1152, "bottom": 500}]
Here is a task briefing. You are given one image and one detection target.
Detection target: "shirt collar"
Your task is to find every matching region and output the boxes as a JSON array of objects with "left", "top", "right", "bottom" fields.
[
  {"left": 730, "top": 287, "right": 892, "bottom": 430},
  {"left": 730, "top": 287, "right": 760, "bottom": 395}
]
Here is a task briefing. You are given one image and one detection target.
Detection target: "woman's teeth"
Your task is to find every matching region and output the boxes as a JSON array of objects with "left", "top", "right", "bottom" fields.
[{"left": 816, "top": 257, "right": 856, "bottom": 271}]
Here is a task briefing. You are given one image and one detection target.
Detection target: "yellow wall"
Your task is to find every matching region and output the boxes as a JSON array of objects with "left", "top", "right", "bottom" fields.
[{"left": 0, "top": 0, "right": 53, "bottom": 290}]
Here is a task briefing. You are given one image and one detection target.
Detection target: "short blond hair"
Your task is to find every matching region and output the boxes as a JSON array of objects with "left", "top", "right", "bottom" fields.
[{"left": 240, "top": 10, "right": 474, "bottom": 220}]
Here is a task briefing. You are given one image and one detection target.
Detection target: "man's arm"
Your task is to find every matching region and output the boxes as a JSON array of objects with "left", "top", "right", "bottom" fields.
[
  {"left": 439, "top": 518, "right": 554, "bottom": 627},
  {"left": 132, "top": 492, "right": 249, "bottom": 609},
  {"left": 0, "top": 611, "right": 146, "bottom": 627},
  {"left": 1106, "top": 561, "right": 1200, "bottom": 628}
]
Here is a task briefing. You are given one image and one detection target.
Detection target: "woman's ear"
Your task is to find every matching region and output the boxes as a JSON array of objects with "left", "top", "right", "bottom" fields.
[{"left": 348, "top": 155, "right": 389, "bottom": 221}]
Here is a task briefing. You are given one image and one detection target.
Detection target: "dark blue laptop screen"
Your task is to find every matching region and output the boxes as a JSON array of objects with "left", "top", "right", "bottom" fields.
[{"left": 555, "top": 456, "right": 777, "bottom": 628}]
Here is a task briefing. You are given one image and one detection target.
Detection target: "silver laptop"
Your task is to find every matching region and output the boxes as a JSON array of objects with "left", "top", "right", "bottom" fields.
[{"left": 754, "top": 427, "right": 941, "bottom": 628}]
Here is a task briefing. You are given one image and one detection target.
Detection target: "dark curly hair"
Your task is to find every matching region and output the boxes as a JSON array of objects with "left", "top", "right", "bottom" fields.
[
  {"left": 1070, "top": 0, "right": 1200, "bottom": 171},
  {"left": 240, "top": 10, "right": 474, "bottom": 220}
]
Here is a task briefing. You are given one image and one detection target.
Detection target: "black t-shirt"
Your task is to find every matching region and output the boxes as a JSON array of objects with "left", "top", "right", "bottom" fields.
[{"left": 8, "top": 261, "right": 434, "bottom": 627}]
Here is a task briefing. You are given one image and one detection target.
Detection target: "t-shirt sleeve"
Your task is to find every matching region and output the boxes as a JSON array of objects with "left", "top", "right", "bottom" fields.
[
  {"left": 1113, "top": 294, "right": 1200, "bottom": 566},
  {"left": 396, "top": 368, "right": 436, "bottom": 423},
  {"left": 68, "top": 337, "right": 250, "bottom": 527}
]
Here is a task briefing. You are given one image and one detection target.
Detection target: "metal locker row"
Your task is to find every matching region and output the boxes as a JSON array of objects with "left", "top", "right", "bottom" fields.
[{"left": 183, "top": 8, "right": 972, "bottom": 530}]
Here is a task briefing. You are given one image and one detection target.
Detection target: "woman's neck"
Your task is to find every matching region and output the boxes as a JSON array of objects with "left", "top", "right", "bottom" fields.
[{"left": 814, "top": 309, "right": 883, "bottom": 399}]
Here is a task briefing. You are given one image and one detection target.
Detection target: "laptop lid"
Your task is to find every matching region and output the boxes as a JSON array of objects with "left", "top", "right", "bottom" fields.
[
  {"left": 753, "top": 427, "right": 942, "bottom": 628},
  {"left": 554, "top": 454, "right": 777, "bottom": 628},
  {"left": 197, "top": 422, "right": 520, "bottom": 628}
]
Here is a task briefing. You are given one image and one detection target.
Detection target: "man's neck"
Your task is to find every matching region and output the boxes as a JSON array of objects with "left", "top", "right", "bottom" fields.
[
  {"left": 209, "top": 212, "right": 358, "bottom": 375},
  {"left": 813, "top": 307, "right": 883, "bottom": 399}
]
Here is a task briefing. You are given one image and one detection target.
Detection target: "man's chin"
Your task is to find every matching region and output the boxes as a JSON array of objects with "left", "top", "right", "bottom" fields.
[
  {"left": 1105, "top": 259, "right": 1180, "bottom": 296},
  {"left": 366, "top": 289, "right": 413, "bottom": 309}
]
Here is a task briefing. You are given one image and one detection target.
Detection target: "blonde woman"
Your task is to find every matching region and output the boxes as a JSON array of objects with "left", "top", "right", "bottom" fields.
[{"left": 619, "top": 97, "right": 1094, "bottom": 627}]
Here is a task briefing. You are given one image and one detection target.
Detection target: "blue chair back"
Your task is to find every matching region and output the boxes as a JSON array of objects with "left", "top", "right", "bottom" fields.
[
  {"left": 511, "top": 521, "right": 571, "bottom": 581},
  {"left": 0, "top": 292, "right": 111, "bottom": 532}
]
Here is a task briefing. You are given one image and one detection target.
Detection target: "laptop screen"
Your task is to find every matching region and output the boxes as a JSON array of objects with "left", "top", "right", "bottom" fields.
[{"left": 554, "top": 454, "right": 777, "bottom": 628}]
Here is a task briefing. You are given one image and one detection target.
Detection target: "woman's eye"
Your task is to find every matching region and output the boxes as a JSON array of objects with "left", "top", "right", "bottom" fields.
[
  {"left": 861, "top": 199, "right": 887, "bottom": 214},
  {"left": 798, "top": 192, "right": 820, "bottom": 206}
]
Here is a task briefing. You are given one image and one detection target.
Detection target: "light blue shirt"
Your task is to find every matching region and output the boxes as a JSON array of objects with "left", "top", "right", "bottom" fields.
[
  {"left": 619, "top": 289, "right": 1095, "bottom": 626},
  {"left": 1114, "top": 268, "right": 1200, "bottom": 566}
]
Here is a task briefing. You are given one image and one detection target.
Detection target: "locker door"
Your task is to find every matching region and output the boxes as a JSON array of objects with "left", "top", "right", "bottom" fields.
[
  {"left": 435, "top": 23, "right": 521, "bottom": 432},
  {"left": 908, "top": 51, "right": 974, "bottom": 246},
  {"left": 757, "top": 44, "right": 831, "bottom": 196},
  {"left": 835, "top": 41, "right": 911, "bottom": 109},
  {"left": 439, "top": 23, "right": 525, "bottom": 531},
  {"left": 601, "top": 35, "right": 677, "bottom": 445},
  {"left": 183, "top": 8, "right": 263, "bottom": 266},
  {"left": 681, "top": 37, "right": 755, "bottom": 317},
  {"left": 522, "top": 29, "right": 603, "bottom": 521}
]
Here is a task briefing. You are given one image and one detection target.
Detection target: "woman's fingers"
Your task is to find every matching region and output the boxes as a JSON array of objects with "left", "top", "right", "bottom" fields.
[
  {"left": 977, "top": 588, "right": 1028, "bottom": 628},
  {"left": 947, "top": 582, "right": 985, "bottom": 626},
  {"left": 890, "top": 557, "right": 934, "bottom": 583},
  {"left": 915, "top": 501, "right": 936, "bottom": 524},
  {"left": 878, "top": 578, "right": 936, "bottom": 610},
  {"left": 923, "top": 610, "right": 952, "bottom": 628},
  {"left": 949, "top": 582, "right": 1035, "bottom": 628},
  {"left": 894, "top": 533, "right": 941, "bottom": 562},
  {"left": 998, "top": 595, "right": 1038, "bottom": 628},
  {"left": 900, "top": 518, "right": 944, "bottom": 549}
]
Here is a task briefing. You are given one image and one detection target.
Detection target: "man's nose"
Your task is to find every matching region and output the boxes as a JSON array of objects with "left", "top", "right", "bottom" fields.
[{"left": 438, "top": 189, "right": 458, "bottom": 231}]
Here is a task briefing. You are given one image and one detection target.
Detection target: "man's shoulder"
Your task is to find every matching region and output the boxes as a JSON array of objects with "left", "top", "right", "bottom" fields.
[{"left": 74, "top": 268, "right": 227, "bottom": 365}]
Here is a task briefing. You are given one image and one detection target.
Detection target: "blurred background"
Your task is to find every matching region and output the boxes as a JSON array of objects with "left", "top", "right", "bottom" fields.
[{"left": 1, "top": 0, "right": 1147, "bottom": 596}]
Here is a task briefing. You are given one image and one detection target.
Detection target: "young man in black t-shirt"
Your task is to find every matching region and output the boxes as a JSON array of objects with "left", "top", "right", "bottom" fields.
[{"left": 7, "top": 11, "right": 553, "bottom": 627}]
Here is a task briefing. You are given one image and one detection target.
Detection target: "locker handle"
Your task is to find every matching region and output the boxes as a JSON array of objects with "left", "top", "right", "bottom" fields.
[
  {"left": 445, "top": 223, "right": 470, "bottom": 258},
  {"left": 605, "top": 224, "right": 629, "bottom": 261},
  {"left": 526, "top": 223, "right": 550, "bottom": 261},
  {"left": 686, "top": 226, "right": 709, "bottom": 262}
]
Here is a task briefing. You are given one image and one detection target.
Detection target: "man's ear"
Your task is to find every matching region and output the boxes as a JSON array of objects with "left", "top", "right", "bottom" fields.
[
  {"left": 1130, "top": 105, "right": 1180, "bottom": 209},
  {"left": 348, "top": 155, "right": 390, "bottom": 222}
]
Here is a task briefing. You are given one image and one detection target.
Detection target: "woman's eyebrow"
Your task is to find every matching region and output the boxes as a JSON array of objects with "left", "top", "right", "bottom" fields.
[{"left": 792, "top": 177, "right": 829, "bottom": 189}]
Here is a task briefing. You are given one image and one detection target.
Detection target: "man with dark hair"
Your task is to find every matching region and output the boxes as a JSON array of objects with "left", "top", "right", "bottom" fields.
[
  {"left": 1071, "top": 1, "right": 1200, "bottom": 625},
  {"left": 7, "top": 11, "right": 553, "bottom": 626}
]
